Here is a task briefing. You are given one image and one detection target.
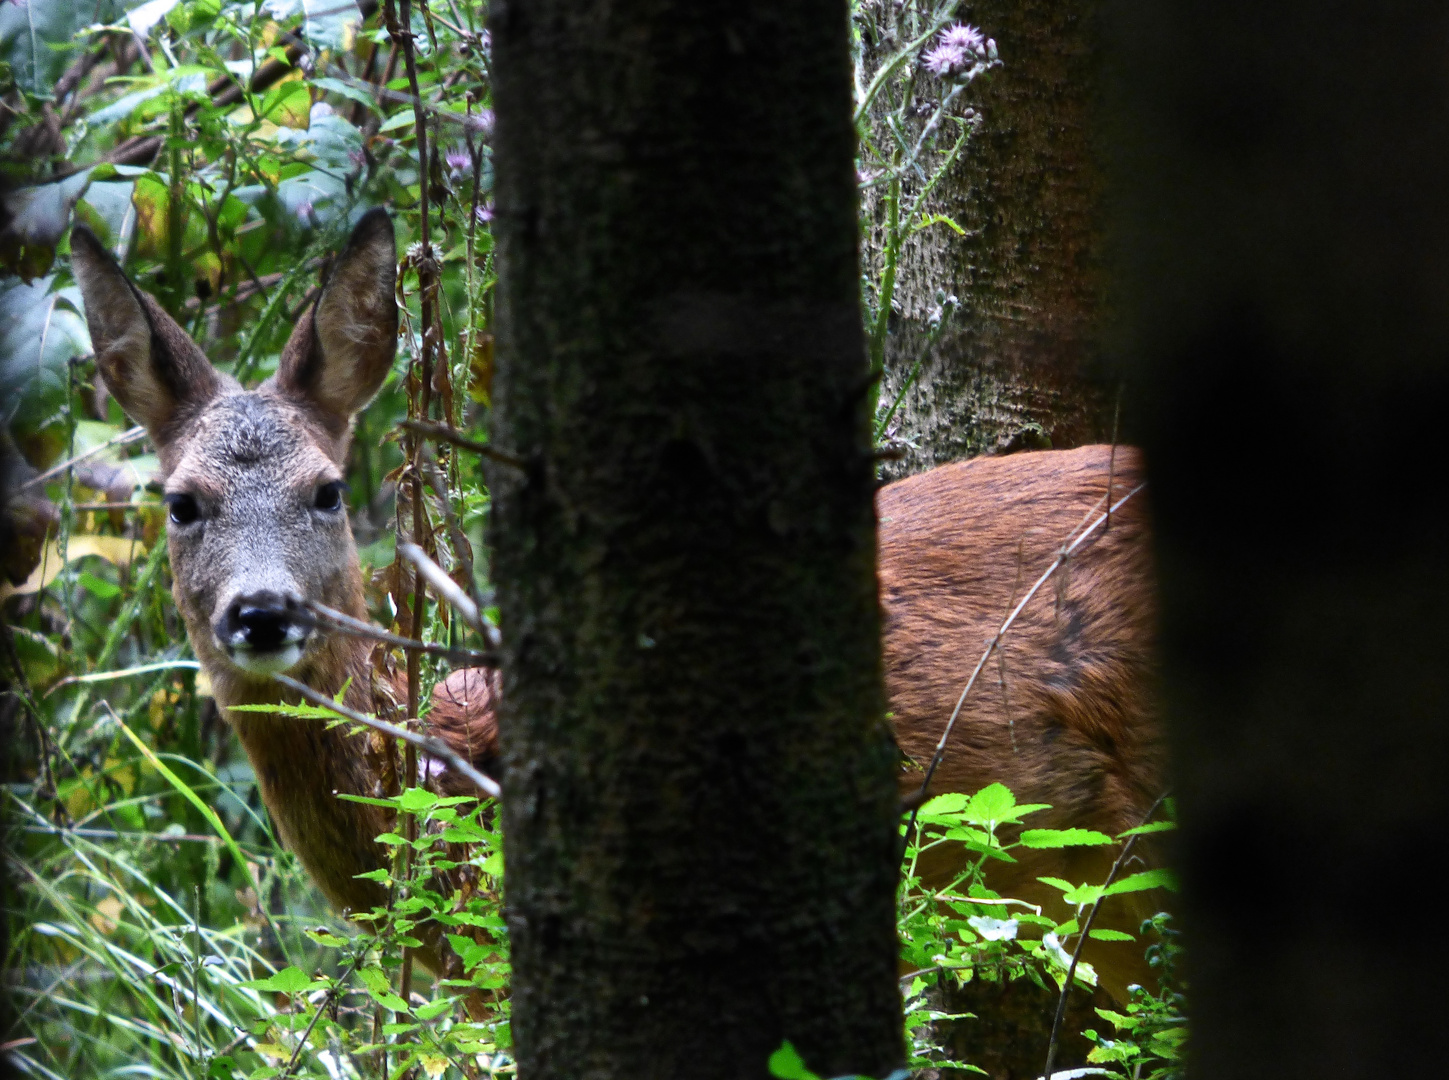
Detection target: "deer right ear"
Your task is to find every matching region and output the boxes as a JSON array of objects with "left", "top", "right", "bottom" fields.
[{"left": 69, "top": 226, "right": 227, "bottom": 440}]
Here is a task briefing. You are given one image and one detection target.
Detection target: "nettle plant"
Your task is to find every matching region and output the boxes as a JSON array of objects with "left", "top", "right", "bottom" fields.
[{"left": 895, "top": 788, "right": 1181, "bottom": 1078}]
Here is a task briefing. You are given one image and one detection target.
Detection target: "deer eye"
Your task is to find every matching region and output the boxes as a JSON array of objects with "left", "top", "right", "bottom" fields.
[
  {"left": 314, "top": 481, "right": 347, "bottom": 512},
  {"left": 165, "top": 493, "right": 200, "bottom": 526}
]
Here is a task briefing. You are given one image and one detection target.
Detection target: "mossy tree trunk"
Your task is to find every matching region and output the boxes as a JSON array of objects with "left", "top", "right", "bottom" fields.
[
  {"left": 488, "top": 3, "right": 904, "bottom": 1077},
  {"left": 864, "top": 0, "right": 1116, "bottom": 473}
]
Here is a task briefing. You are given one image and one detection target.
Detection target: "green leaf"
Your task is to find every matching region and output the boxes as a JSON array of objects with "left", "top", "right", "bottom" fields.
[
  {"left": 964, "top": 783, "right": 1017, "bottom": 824},
  {"left": 398, "top": 786, "right": 440, "bottom": 812},
  {"left": 357, "top": 966, "right": 408, "bottom": 1012},
  {"left": 767, "top": 1041, "right": 821, "bottom": 1080},
  {"left": 311, "top": 76, "right": 379, "bottom": 114},
  {"left": 1087, "top": 928, "right": 1136, "bottom": 942},
  {"left": 379, "top": 108, "right": 417, "bottom": 133},
  {"left": 1118, "top": 820, "right": 1176, "bottom": 838},
  {"left": 77, "top": 570, "right": 121, "bottom": 599},
  {"left": 1104, "top": 868, "right": 1178, "bottom": 896},
  {"left": 414, "top": 997, "right": 456, "bottom": 1020},
  {"left": 1018, "top": 828, "right": 1114, "bottom": 848},
  {"left": 240, "top": 966, "right": 317, "bottom": 993}
]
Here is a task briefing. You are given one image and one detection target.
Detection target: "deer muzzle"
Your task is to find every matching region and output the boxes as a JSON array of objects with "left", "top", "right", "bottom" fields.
[{"left": 214, "top": 590, "right": 312, "bottom": 676}]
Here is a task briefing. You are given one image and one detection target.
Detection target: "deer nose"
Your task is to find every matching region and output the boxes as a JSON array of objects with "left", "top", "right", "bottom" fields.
[{"left": 216, "top": 591, "right": 308, "bottom": 654}]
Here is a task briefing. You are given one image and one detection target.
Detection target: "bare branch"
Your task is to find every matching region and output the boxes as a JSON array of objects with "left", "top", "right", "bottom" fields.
[
  {"left": 271, "top": 674, "right": 501, "bottom": 801},
  {"left": 401, "top": 420, "right": 527, "bottom": 470},
  {"left": 397, "top": 541, "right": 501, "bottom": 649},
  {"left": 297, "top": 598, "right": 497, "bottom": 668}
]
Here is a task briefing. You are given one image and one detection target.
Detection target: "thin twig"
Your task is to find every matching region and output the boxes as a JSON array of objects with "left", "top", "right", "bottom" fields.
[
  {"left": 401, "top": 419, "right": 527, "bottom": 470},
  {"left": 271, "top": 674, "right": 500, "bottom": 798},
  {"left": 397, "top": 541, "right": 495, "bottom": 646},
  {"left": 19, "top": 427, "right": 146, "bottom": 491},
  {"left": 280, "top": 951, "right": 365, "bottom": 1079},
  {"left": 295, "top": 599, "right": 496, "bottom": 667},
  {"left": 1041, "top": 791, "right": 1171, "bottom": 1080}
]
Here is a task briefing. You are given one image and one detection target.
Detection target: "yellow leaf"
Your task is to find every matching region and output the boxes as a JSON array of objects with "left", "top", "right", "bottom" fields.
[
  {"left": 91, "top": 895, "right": 124, "bottom": 936},
  {"left": 0, "top": 535, "right": 148, "bottom": 601}
]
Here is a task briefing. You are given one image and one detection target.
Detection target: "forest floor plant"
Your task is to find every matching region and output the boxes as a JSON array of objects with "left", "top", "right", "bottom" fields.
[{"left": 2, "top": 1, "right": 1184, "bottom": 1077}]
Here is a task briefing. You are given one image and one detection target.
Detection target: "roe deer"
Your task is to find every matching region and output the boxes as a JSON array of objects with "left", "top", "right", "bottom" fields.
[
  {"left": 71, "top": 210, "right": 500, "bottom": 991},
  {"left": 71, "top": 209, "right": 1164, "bottom": 1005}
]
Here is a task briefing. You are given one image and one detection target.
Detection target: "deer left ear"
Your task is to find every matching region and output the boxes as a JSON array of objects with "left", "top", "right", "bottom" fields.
[{"left": 270, "top": 208, "right": 398, "bottom": 428}]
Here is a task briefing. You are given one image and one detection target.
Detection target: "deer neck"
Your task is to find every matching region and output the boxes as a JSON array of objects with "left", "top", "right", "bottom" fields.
[{"left": 205, "top": 620, "right": 402, "bottom": 915}]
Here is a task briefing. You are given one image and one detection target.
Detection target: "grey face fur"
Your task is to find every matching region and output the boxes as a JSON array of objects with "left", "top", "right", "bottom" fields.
[
  {"left": 70, "top": 210, "right": 398, "bottom": 684},
  {"left": 164, "top": 392, "right": 355, "bottom": 677}
]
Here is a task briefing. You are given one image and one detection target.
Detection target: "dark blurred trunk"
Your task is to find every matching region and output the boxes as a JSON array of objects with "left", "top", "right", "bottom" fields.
[
  {"left": 488, "top": 2, "right": 904, "bottom": 1077},
  {"left": 1111, "top": 1, "right": 1449, "bottom": 1076}
]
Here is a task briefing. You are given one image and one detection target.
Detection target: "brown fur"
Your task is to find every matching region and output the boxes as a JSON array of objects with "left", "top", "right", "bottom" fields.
[
  {"left": 74, "top": 212, "right": 1163, "bottom": 1006},
  {"left": 881, "top": 445, "right": 1165, "bottom": 1001}
]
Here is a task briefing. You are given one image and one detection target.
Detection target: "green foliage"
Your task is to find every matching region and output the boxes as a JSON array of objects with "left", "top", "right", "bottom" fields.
[{"left": 1081, "top": 914, "right": 1188, "bottom": 1080}]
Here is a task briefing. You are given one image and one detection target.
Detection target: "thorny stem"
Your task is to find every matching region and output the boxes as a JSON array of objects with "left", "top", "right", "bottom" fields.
[{"left": 389, "top": 0, "right": 443, "bottom": 1014}]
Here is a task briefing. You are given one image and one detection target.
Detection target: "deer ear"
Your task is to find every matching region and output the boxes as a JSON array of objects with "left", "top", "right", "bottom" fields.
[
  {"left": 70, "top": 226, "right": 227, "bottom": 440},
  {"left": 271, "top": 209, "right": 398, "bottom": 428}
]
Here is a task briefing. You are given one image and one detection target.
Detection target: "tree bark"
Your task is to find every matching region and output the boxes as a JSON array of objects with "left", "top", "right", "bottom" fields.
[
  {"left": 1113, "top": 1, "right": 1449, "bottom": 1076},
  {"left": 860, "top": 4, "right": 1121, "bottom": 1075},
  {"left": 863, "top": 0, "right": 1115, "bottom": 473},
  {"left": 488, "top": 3, "right": 903, "bottom": 1077}
]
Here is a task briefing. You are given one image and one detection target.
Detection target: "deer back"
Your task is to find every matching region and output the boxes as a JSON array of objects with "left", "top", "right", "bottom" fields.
[{"left": 880, "top": 444, "right": 1164, "bottom": 1000}]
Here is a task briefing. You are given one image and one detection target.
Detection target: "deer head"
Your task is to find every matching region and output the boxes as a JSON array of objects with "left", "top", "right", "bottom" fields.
[{"left": 70, "top": 210, "right": 398, "bottom": 699}]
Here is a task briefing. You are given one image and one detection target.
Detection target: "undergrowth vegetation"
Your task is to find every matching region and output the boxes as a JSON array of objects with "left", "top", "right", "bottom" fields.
[{"left": 2, "top": 1, "right": 1183, "bottom": 1077}]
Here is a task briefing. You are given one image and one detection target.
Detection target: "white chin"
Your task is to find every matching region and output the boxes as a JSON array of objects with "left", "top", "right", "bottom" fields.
[{"left": 229, "top": 644, "right": 305, "bottom": 676}]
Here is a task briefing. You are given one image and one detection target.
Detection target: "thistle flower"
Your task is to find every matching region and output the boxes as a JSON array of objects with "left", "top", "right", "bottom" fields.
[
  {"left": 923, "top": 42, "right": 967, "bottom": 78},
  {"left": 923, "top": 23, "right": 992, "bottom": 80},
  {"left": 940, "top": 24, "right": 985, "bottom": 53},
  {"left": 445, "top": 147, "right": 472, "bottom": 172},
  {"left": 474, "top": 203, "right": 494, "bottom": 224}
]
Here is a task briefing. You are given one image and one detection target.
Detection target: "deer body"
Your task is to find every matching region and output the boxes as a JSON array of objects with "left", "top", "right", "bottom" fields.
[{"left": 73, "top": 212, "right": 1163, "bottom": 1004}]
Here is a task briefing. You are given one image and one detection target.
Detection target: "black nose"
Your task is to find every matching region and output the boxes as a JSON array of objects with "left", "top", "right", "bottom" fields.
[{"left": 218, "top": 592, "right": 301, "bottom": 652}]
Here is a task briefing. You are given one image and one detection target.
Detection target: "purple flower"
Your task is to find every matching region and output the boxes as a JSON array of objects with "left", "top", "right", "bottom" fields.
[
  {"left": 940, "top": 24, "right": 985, "bottom": 54},
  {"left": 466, "top": 107, "right": 495, "bottom": 137},
  {"left": 295, "top": 200, "right": 315, "bottom": 221},
  {"left": 923, "top": 23, "right": 996, "bottom": 79},
  {"left": 419, "top": 754, "right": 446, "bottom": 782},
  {"left": 474, "top": 203, "right": 494, "bottom": 224},
  {"left": 922, "top": 42, "right": 967, "bottom": 77},
  {"left": 445, "top": 147, "right": 471, "bottom": 172}
]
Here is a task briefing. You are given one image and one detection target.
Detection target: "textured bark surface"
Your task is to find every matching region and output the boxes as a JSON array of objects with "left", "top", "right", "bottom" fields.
[
  {"left": 860, "top": 4, "right": 1131, "bottom": 1074},
  {"left": 863, "top": 0, "right": 1114, "bottom": 474},
  {"left": 488, "top": 3, "right": 903, "bottom": 1077},
  {"left": 1112, "top": 1, "right": 1449, "bottom": 1077}
]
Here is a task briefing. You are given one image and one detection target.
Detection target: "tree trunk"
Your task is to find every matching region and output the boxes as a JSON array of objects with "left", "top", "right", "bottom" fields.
[
  {"left": 861, "top": 3, "right": 1120, "bottom": 1075},
  {"left": 864, "top": 0, "right": 1115, "bottom": 473},
  {"left": 488, "top": 3, "right": 904, "bottom": 1078},
  {"left": 1113, "top": 2, "right": 1449, "bottom": 1076}
]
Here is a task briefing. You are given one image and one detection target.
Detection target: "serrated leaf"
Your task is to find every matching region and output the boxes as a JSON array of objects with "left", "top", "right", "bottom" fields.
[
  {"left": 398, "top": 786, "right": 440, "bottom": 812},
  {"left": 1118, "top": 820, "right": 1177, "bottom": 838},
  {"left": 357, "top": 966, "right": 407, "bottom": 1011},
  {"left": 240, "top": 965, "right": 316, "bottom": 993},
  {"left": 1104, "top": 868, "right": 1178, "bottom": 896},
  {"left": 1018, "top": 827, "right": 1114, "bottom": 848}
]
